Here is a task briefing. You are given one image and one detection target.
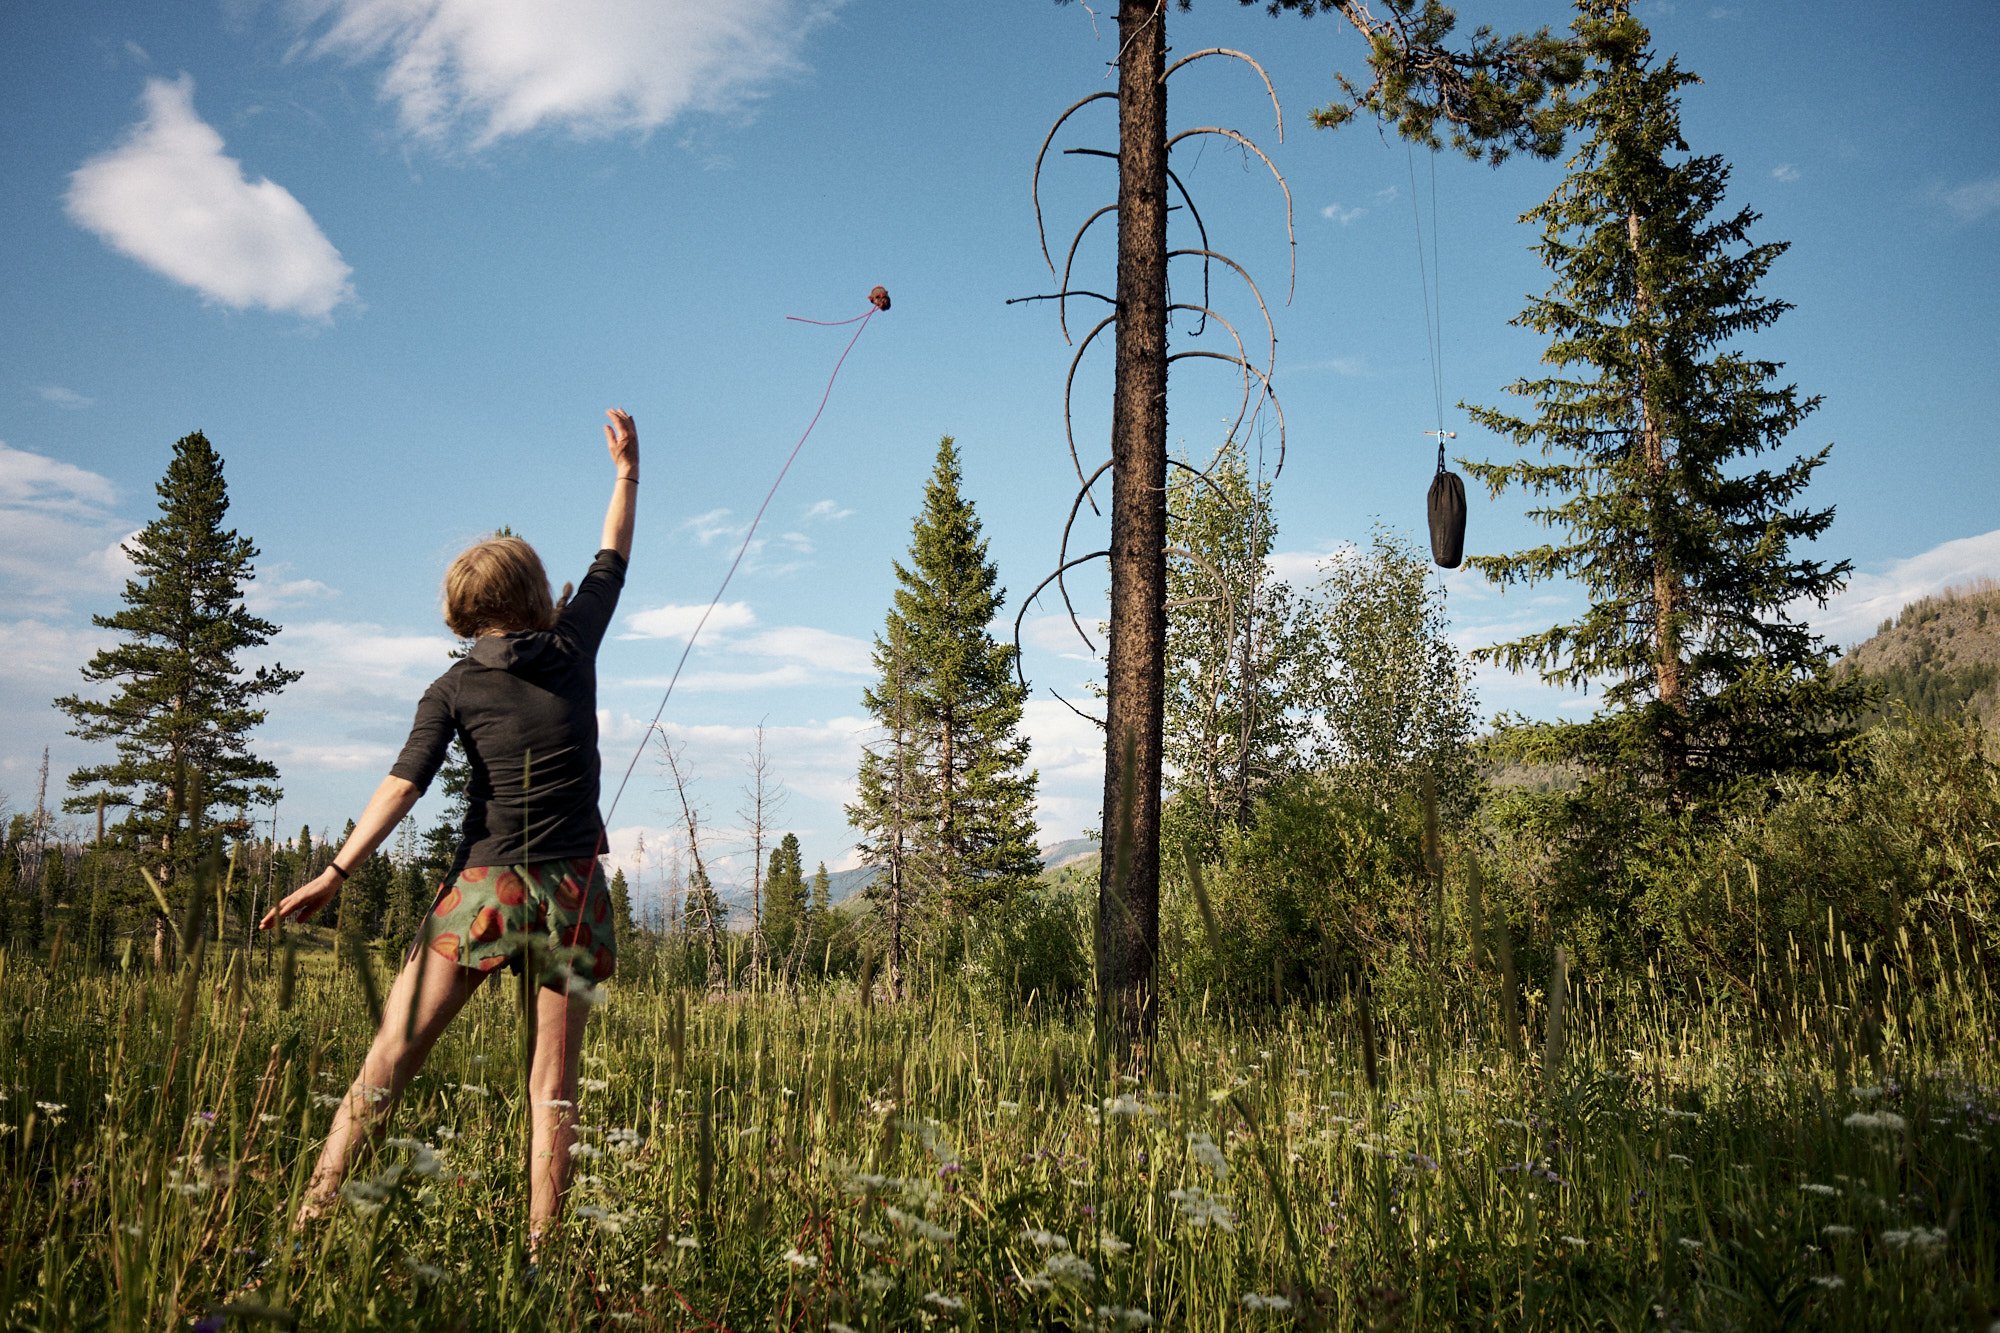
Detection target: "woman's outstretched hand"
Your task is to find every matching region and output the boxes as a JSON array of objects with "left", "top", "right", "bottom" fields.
[
  {"left": 260, "top": 867, "right": 342, "bottom": 930},
  {"left": 605, "top": 408, "right": 639, "bottom": 480}
]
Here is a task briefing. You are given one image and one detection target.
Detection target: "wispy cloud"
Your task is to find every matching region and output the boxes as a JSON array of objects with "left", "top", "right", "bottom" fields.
[
  {"left": 1320, "top": 202, "right": 1366, "bottom": 225},
  {"left": 622, "top": 600, "right": 757, "bottom": 642},
  {"left": 36, "top": 386, "right": 94, "bottom": 410},
  {"left": 298, "top": 0, "right": 838, "bottom": 148},
  {"left": 0, "top": 442, "right": 131, "bottom": 617},
  {"left": 805, "top": 499, "right": 853, "bottom": 522},
  {"left": 735, "top": 626, "right": 872, "bottom": 675},
  {"left": 0, "top": 441, "right": 117, "bottom": 513},
  {"left": 680, "top": 508, "right": 745, "bottom": 548},
  {"left": 1771, "top": 163, "right": 1801, "bottom": 183},
  {"left": 1940, "top": 175, "right": 2000, "bottom": 224},
  {"left": 65, "top": 76, "right": 355, "bottom": 319}
]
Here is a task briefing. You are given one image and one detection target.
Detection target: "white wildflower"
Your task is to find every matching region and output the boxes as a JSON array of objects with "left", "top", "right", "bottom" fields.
[
  {"left": 1676, "top": 1237, "right": 1703, "bottom": 1252},
  {"left": 1844, "top": 1111, "right": 1907, "bottom": 1133},
  {"left": 674, "top": 1234, "right": 700, "bottom": 1251},
  {"left": 884, "top": 1206, "right": 955, "bottom": 1246},
  {"left": 923, "top": 1291, "right": 963, "bottom": 1313},
  {"left": 607, "top": 1127, "right": 643, "bottom": 1153},
  {"left": 858, "top": 1230, "right": 889, "bottom": 1248},
  {"left": 1561, "top": 1235, "right": 1587, "bottom": 1248},
  {"left": 1101, "top": 1094, "right": 1156, "bottom": 1119},
  {"left": 1811, "top": 1275, "right": 1845, "bottom": 1289},
  {"left": 1800, "top": 1183, "right": 1838, "bottom": 1197},
  {"left": 862, "top": 1270, "right": 895, "bottom": 1296},
  {"left": 1097, "top": 1230, "right": 1132, "bottom": 1257},
  {"left": 406, "top": 1258, "right": 446, "bottom": 1282},
  {"left": 455, "top": 1083, "right": 489, "bottom": 1098},
  {"left": 579, "top": 1077, "right": 609, "bottom": 1093},
  {"left": 781, "top": 1246, "right": 819, "bottom": 1270},
  {"left": 1040, "top": 1251, "right": 1096, "bottom": 1286},
  {"left": 1668, "top": 1153, "right": 1693, "bottom": 1165},
  {"left": 1168, "top": 1185, "right": 1237, "bottom": 1233},
  {"left": 1095, "top": 1304, "right": 1153, "bottom": 1329},
  {"left": 1020, "top": 1227, "right": 1070, "bottom": 1251},
  {"left": 1188, "top": 1131, "right": 1229, "bottom": 1179},
  {"left": 1850, "top": 1085, "right": 1884, "bottom": 1101},
  {"left": 1242, "top": 1292, "right": 1293, "bottom": 1312},
  {"left": 1881, "top": 1227, "right": 1946, "bottom": 1252}
]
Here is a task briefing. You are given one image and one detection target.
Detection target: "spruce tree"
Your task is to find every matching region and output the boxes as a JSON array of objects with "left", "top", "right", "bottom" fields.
[
  {"left": 849, "top": 437, "right": 1041, "bottom": 933},
  {"left": 56, "top": 431, "right": 299, "bottom": 884},
  {"left": 1464, "top": 1, "right": 1858, "bottom": 802},
  {"left": 761, "top": 833, "right": 808, "bottom": 980},
  {"left": 607, "top": 868, "right": 637, "bottom": 952}
]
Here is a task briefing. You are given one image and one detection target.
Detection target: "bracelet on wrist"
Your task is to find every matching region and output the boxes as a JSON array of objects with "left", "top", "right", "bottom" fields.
[
  {"left": 327, "top": 862, "right": 349, "bottom": 881},
  {"left": 617, "top": 474, "right": 639, "bottom": 484}
]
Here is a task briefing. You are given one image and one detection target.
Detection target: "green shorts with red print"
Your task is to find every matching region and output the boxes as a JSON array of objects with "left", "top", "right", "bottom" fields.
[{"left": 421, "top": 856, "right": 616, "bottom": 992}]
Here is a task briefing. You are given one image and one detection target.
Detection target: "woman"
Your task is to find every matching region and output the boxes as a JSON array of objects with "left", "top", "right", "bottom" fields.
[{"left": 262, "top": 408, "right": 640, "bottom": 1241}]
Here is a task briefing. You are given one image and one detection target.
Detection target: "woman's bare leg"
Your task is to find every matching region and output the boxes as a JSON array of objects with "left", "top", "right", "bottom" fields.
[
  {"left": 298, "top": 947, "right": 487, "bottom": 1224},
  {"left": 527, "top": 985, "right": 591, "bottom": 1246}
]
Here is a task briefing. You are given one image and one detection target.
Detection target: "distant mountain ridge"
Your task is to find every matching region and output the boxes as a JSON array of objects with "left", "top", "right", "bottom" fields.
[
  {"left": 1840, "top": 579, "right": 2000, "bottom": 731},
  {"left": 702, "top": 836, "right": 1102, "bottom": 915}
]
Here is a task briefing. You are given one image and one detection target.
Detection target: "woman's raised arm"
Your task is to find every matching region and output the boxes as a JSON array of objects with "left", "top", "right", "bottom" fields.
[{"left": 602, "top": 408, "right": 638, "bottom": 560}]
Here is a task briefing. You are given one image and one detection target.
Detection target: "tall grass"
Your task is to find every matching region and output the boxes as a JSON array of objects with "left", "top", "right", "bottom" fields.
[{"left": 1, "top": 909, "right": 1995, "bottom": 1330}]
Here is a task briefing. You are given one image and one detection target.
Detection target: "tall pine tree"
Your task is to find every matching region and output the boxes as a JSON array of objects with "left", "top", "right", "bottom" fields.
[
  {"left": 1464, "top": 0, "right": 1858, "bottom": 802},
  {"left": 850, "top": 438, "right": 1041, "bottom": 940},
  {"left": 57, "top": 431, "right": 299, "bottom": 894}
]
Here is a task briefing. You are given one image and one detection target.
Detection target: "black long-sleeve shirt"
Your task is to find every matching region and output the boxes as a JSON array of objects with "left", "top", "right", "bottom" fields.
[{"left": 390, "top": 549, "right": 627, "bottom": 868}]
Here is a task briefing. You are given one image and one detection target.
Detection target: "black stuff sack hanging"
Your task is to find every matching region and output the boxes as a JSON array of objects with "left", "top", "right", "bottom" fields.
[{"left": 1427, "top": 443, "right": 1466, "bottom": 569}]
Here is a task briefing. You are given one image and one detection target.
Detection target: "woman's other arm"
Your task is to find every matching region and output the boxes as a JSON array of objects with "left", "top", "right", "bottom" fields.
[
  {"left": 602, "top": 408, "right": 638, "bottom": 560},
  {"left": 259, "top": 775, "right": 423, "bottom": 928}
]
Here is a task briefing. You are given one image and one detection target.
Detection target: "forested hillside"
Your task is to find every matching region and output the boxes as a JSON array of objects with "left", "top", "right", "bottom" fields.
[{"left": 1841, "top": 580, "right": 2000, "bottom": 730}]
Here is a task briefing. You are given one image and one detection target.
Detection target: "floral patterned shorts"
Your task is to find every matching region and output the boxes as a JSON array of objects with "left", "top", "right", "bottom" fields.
[{"left": 420, "top": 856, "right": 616, "bottom": 992}]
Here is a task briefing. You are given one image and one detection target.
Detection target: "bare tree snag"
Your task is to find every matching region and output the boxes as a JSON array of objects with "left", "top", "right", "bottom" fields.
[{"left": 1098, "top": 0, "right": 1171, "bottom": 1047}]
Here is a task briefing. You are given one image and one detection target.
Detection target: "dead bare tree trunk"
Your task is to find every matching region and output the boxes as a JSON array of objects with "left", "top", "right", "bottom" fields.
[
  {"left": 662, "top": 742, "right": 727, "bottom": 994},
  {"left": 1098, "top": 0, "right": 1171, "bottom": 1049},
  {"left": 740, "top": 724, "right": 783, "bottom": 987}
]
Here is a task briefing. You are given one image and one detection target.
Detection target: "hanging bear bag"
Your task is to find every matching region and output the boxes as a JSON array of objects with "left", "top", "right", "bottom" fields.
[{"left": 1427, "top": 440, "right": 1466, "bottom": 569}]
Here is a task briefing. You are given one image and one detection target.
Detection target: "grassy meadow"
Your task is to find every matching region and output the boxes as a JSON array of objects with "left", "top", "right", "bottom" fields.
[{"left": 2, "top": 908, "right": 1996, "bottom": 1333}]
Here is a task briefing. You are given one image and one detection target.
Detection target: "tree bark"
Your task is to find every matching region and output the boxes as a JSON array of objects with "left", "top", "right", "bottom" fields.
[
  {"left": 1627, "top": 207, "right": 1686, "bottom": 792},
  {"left": 1098, "top": 0, "right": 1170, "bottom": 1050}
]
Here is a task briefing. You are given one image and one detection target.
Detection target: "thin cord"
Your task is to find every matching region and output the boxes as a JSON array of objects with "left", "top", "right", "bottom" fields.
[
  {"left": 600, "top": 303, "right": 878, "bottom": 828},
  {"left": 1406, "top": 144, "right": 1448, "bottom": 454}
]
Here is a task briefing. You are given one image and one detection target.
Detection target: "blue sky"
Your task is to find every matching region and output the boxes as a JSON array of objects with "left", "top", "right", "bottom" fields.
[{"left": 3, "top": 0, "right": 1995, "bottom": 905}]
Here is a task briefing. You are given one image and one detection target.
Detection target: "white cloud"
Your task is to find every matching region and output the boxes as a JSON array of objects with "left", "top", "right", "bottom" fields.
[
  {"left": 1812, "top": 529, "right": 2000, "bottom": 647},
  {"left": 681, "top": 508, "right": 745, "bottom": 547},
  {"left": 621, "top": 600, "right": 757, "bottom": 642},
  {"left": 244, "top": 576, "right": 338, "bottom": 614},
  {"left": 1265, "top": 541, "right": 1355, "bottom": 587},
  {"left": 0, "top": 441, "right": 118, "bottom": 512},
  {"left": 1021, "top": 611, "right": 1103, "bottom": 662},
  {"left": 805, "top": 499, "right": 853, "bottom": 522},
  {"left": 1771, "top": 163, "right": 1801, "bottom": 183},
  {"left": 1941, "top": 175, "right": 2000, "bottom": 224},
  {"left": 1320, "top": 202, "right": 1366, "bottom": 225},
  {"left": 67, "top": 76, "right": 355, "bottom": 320},
  {"left": 299, "top": 0, "right": 837, "bottom": 147},
  {"left": 735, "top": 626, "right": 872, "bottom": 675},
  {"left": 1020, "top": 698, "right": 1106, "bottom": 842},
  {"left": 271, "top": 620, "right": 456, "bottom": 701},
  {"left": 37, "top": 386, "right": 94, "bottom": 410},
  {"left": 0, "top": 443, "right": 131, "bottom": 616}
]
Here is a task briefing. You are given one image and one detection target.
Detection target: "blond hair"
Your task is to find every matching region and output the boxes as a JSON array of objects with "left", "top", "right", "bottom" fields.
[{"left": 443, "top": 535, "right": 560, "bottom": 639}]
